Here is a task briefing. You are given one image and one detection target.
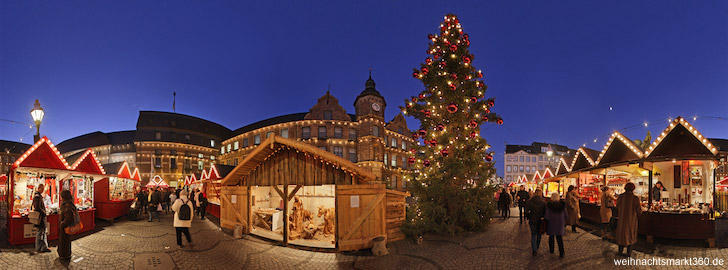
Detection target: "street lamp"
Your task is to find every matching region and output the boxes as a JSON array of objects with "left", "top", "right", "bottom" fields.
[
  {"left": 546, "top": 144, "right": 554, "bottom": 157},
  {"left": 30, "top": 99, "right": 44, "bottom": 143}
]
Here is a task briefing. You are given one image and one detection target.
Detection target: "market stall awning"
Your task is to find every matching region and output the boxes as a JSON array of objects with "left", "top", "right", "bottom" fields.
[
  {"left": 555, "top": 155, "right": 574, "bottom": 176},
  {"left": 69, "top": 149, "right": 106, "bottom": 175},
  {"left": 220, "top": 135, "right": 376, "bottom": 186},
  {"left": 644, "top": 117, "right": 718, "bottom": 160},
  {"left": 570, "top": 147, "right": 599, "bottom": 172},
  {"left": 0, "top": 174, "right": 6, "bottom": 185},
  {"left": 11, "top": 136, "right": 70, "bottom": 171},
  {"left": 131, "top": 168, "right": 141, "bottom": 181},
  {"left": 594, "top": 131, "right": 644, "bottom": 166}
]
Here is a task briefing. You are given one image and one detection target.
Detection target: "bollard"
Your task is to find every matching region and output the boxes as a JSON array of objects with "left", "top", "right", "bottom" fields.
[{"left": 371, "top": 236, "right": 388, "bottom": 256}]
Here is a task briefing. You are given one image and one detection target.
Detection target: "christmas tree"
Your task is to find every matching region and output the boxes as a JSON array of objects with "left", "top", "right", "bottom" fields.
[{"left": 402, "top": 14, "right": 501, "bottom": 235}]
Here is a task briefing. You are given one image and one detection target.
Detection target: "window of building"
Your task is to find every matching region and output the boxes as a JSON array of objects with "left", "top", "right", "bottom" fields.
[
  {"left": 507, "top": 166, "right": 512, "bottom": 173},
  {"left": 349, "top": 129, "right": 356, "bottom": 140},
  {"left": 392, "top": 155, "right": 397, "bottom": 167},
  {"left": 266, "top": 131, "right": 273, "bottom": 138},
  {"left": 385, "top": 136, "right": 389, "bottom": 147},
  {"left": 155, "top": 132, "right": 161, "bottom": 140},
  {"left": 334, "top": 127, "right": 342, "bottom": 138},
  {"left": 532, "top": 166, "right": 537, "bottom": 172},
  {"left": 227, "top": 144, "right": 232, "bottom": 152},
  {"left": 243, "top": 138, "right": 249, "bottom": 147},
  {"left": 319, "top": 146, "right": 327, "bottom": 151},
  {"left": 233, "top": 141, "right": 239, "bottom": 150},
  {"left": 392, "top": 176, "right": 397, "bottom": 189},
  {"left": 391, "top": 138, "right": 397, "bottom": 148},
  {"left": 398, "top": 127, "right": 404, "bottom": 134},
  {"left": 334, "top": 146, "right": 343, "bottom": 157},
  {"left": 170, "top": 150, "right": 177, "bottom": 156},
  {"left": 233, "top": 158, "right": 239, "bottom": 166},
  {"left": 539, "top": 165, "right": 544, "bottom": 170},
  {"left": 170, "top": 158, "right": 177, "bottom": 169},
  {"left": 302, "top": 127, "right": 311, "bottom": 138},
  {"left": 519, "top": 165, "right": 524, "bottom": 172},
  {"left": 254, "top": 135, "right": 261, "bottom": 145},
  {"left": 539, "top": 156, "right": 543, "bottom": 161},
  {"left": 155, "top": 157, "right": 161, "bottom": 168},
  {"left": 384, "top": 153, "right": 388, "bottom": 166},
  {"left": 401, "top": 141, "right": 406, "bottom": 150},
  {"left": 184, "top": 159, "right": 190, "bottom": 170},
  {"left": 402, "top": 156, "right": 407, "bottom": 169},
  {"left": 198, "top": 160, "right": 203, "bottom": 170},
  {"left": 185, "top": 151, "right": 191, "bottom": 157},
  {"left": 154, "top": 149, "right": 162, "bottom": 155},
  {"left": 198, "top": 153, "right": 203, "bottom": 159},
  {"left": 520, "top": 156, "right": 524, "bottom": 162},
  {"left": 348, "top": 148, "right": 357, "bottom": 163},
  {"left": 372, "top": 126, "right": 379, "bottom": 137},
  {"left": 281, "top": 129, "right": 289, "bottom": 138},
  {"left": 318, "top": 126, "right": 327, "bottom": 138},
  {"left": 323, "top": 110, "right": 332, "bottom": 120},
  {"left": 526, "top": 166, "right": 530, "bottom": 173},
  {"left": 210, "top": 139, "right": 215, "bottom": 147}
]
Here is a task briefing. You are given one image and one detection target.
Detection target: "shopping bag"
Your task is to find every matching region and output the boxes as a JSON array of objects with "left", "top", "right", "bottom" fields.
[
  {"left": 64, "top": 209, "right": 84, "bottom": 235},
  {"left": 28, "top": 211, "right": 41, "bottom": 225},
  {"left": 157, "top": 204, "right": 163, "bottom": 211},
  {"left": 539, "top": 219, "right": 548, "bottom": 235}
]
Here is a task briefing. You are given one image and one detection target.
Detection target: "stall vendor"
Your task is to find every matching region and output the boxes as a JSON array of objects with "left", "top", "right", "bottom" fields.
[{"left": 652, "top": 181, "right": 667, "bottom": 202}]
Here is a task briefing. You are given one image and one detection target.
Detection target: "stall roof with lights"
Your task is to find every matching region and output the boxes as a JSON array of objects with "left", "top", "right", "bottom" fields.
[
  {"left": 68, "top": 149, "right": 106, "bottom": 175},
  {"left": 570, "top": 147, "right": 600, "bottom": 172},
  {"left": 594, "top": 131, "right": 644, "bottom": 167},
  {"left": 555, "top": 155, "right": 574, "bottom": 176},
  {"left": 221, "top": 135, "right": 376, "bottom": 186},
  {"left": 102, "top": 161, "right": 133, "bottom": 179},
  {"left": 644, "top": 117, "right": 718, "bottom": 160},
  {"left": 131, "top": 168, "right": 141, "bottom": 181},
  {"left": 11, "top": 136, "right": 70, "bottom": 171}
]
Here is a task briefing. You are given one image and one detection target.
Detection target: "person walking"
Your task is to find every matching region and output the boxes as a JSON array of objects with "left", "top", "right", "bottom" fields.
[
  {"left": 516, "top": 186, "right": 530, "bottom": 223},
  {"left": 565, "top": 185, "right": 580, "bottom": 233},
  {"left": 58, "top": 190, "right": 77, "bottom": 261},
  {"left": 148, "top": 187, "right": 160, "bottom": 222},
  {"left": 525, "top": 188, "right": 546, "bottom": 256},
  {"left": 616, "top": 182, "right": 642, "bottom": 257},
  {"left": 495, "top": 189, "right": 502, "bottom": 216},
  {"left": 511, "top": 189, "right": 517, "bottom": 207},
  {"left": 545, "top": 193, "right": 568, "bottom": 258},
  {"left": 498, "top": 187, "right": 511, "bottom": 219},
  {"left": 172, "top": 190, "right": 194, "bottom": 248},
  {"left": 32, "top": 184, "right": 50, "bottom": 253},
  {"left": 169, "top": 191, "right": 177, "bottom": 212},
  {"left": 190, "top": 189, "right": 197, "bottom": 214},
  {"left": 153, "top": 187, "right": 163, "bottom": 221},
  {"left": 162, "top": 188, "right": 171, "bottom": 213},
  {"left": 600, "top": 187, "right": 616, "bottom": 238}
]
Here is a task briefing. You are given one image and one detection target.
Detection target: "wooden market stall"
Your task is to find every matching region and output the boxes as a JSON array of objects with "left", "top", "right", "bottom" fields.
[
  {"left": 199, "top": 164, "right": 234, "bottom": 219},
  {"left": 219, "top": 135, "right": 406, "bottom": 251},
  {"left": 6, "top": 137, "right": 96, "bottom": 245},
  {"left": 94, "top": 161, "right": 140, "bottom": 221}
]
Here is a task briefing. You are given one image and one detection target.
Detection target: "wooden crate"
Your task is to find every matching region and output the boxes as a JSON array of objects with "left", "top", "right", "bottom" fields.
[{"left": 336, "top": 184, "right": 387, "bottom": 251}]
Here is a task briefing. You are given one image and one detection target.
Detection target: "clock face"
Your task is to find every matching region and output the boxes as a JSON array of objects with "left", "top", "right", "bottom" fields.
[{"left": 372, "top": 103, "right": 381, "bottom": 112}]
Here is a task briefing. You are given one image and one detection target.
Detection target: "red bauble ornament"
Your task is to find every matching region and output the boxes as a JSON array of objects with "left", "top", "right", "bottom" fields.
[
  {"left": 462, "top": 55, "right": 471, "bottom": 64},
  {"left": 463, "top": 34, "right": 469, "bottom": 41},
  {"left": 469, "top": 120, "right": 478, "bottom": 128},
  {"left": 450, "top": 44, "right": 457, "bottom": 51},
  {"left": 469, "top": 131, "right": 477, "bottom": 139},
  {"left": 410, "top": 149, "right": 417, "bottom": 154},
  {"left": 412, "top": 133, "right": 419, "bottom": 140},
  {"left": 476, "top": 81, "right": 484, "bottom": 88},
  {"left": 412, "top": 72, "right": 420, "bottom": 78},
  {"left": 436, "top": 123, "right": 445, "bottom": 131},
  {"left": 429, "top": 139, "right": 437, "bottom": 147},
  {"left": 470, "top": 96, "right": 478, "bottom": 103},
  {"left": 454, "top": 18, "right": 459, "bottom": 24},
  {"left": 485, "top": 154, "right": 493, "bottom": 162},
  {"left": 419, "top": 94, "right": 425, "bottom": 99},
  {"left": 464, "top": 40, "right": 470, "bottom": 46},
  {"left": 423, "top": 110, "right": 431, "bottom": 117},
  {"left": 497, "top": 118, "right": 504, "bottom": 125},
  {"left": 449, "top": 83, "right": 456, "bottom": 91},
  {"left": 421, "top": 67, "right": 429, "bottom": 75},
  {"left": 443, "top": 39, "right": 450, "bottom": 45},
  {"left": 488, "top": 100, "right": 495, "bottom": 107},
  {"left": 408, "top": 157, "right": 415, "bottom": 164},
  {"left": 439, "top": 60, "right": 447, "bottom": 67},
  {"left": 484, "top": 108, "right": 491, "bottom": 114},
  {"left": 425, "top": 58, "right": 432, "bottom": 64},
  {"left": 418, "top": 129, "right": 427, "bottom": 136},
  {"left": 411, "top": 97, "right": 417, "bottom": 103},
  {"left": 450, "top": 73, "right": 457, "bottom": 80},
  {"left": 423, "top": 160, "right": 431, "bottom": 167},
  {"left": 447, "top": 103, "right": 458, "bottom": 113},
  {"left": 434, "top": 53, "right": 441, "bottom": 59},
  {"left": 427, "top": 34, "right": 434, "bottom": 40},
  {"left": 440, "top": 149, "right": 449, "bottom": 157},
  {"left": 477, "top": 71, "right": 483, "bottom": 78}
]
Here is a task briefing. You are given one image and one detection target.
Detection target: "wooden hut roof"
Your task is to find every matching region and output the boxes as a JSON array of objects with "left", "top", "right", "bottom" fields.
[
  {"left": 644, "top": 117, "right": 718, "bottom": 160},
  {"left": 594, "top": 131, "right": 644, "bottom": 166},
  {"left": 70, "top": 149, "right": 106, "bottom": 175},
  {"left": 555, "top": 155, "right": 573, "bottom": 176},
  {"left": 569, "top": 147, "right": 599, "bottom": 172},
  {"left": 11, "top": 136, "right": 70, "bottom": 171},
  {"left": 221, "top": 135, "right": 376, "bottom": 185},
  {"left": 131, "top": 168, "right": 141, "bottom": 181}
]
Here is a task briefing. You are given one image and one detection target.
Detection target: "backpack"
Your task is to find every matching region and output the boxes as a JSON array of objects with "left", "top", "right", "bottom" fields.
[{"left": 178, "top": 199, "right": 192, "bottom": 221}]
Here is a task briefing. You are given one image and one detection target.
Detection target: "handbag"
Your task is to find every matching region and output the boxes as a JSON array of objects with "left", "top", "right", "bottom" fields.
[
  {"left": 157, "top": 203, "right": 163, "bottom": 211},
  {"left": 28, "top": 211, "right": 41, "bottom": 225},
  {"left": 539, "top": 219, "right": 548, "bottom": 234},
  {"left": 64, "top": 208, "right": 84, "bottom": 235}
]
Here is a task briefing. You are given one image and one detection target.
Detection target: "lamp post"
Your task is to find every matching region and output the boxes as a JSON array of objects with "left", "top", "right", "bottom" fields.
[{"left": 30, "top": 99, "right": 44, "bottom": 143}]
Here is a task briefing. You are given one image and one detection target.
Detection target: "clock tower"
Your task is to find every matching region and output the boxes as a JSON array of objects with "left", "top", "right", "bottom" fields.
[
  {"left": 354, "top": 73, "right": 386, "bottom": 118},
  {"left": 354, "top": 72, "right": 387, "bottom": 180}
]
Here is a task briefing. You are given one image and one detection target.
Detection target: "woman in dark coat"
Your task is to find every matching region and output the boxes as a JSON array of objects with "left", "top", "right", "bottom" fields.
[
  {"left": 58, "top": 189, "right": 76, "bottom": 261},
  {"left": 498, "top": 187, "right": 512, "bottom": 219},
  {"left": 32, "top": 184, "right": 50, "bottom": 252},
  {"left": 616, "top": 182, "right": 642, "bottom": 257},
  {"left": 545, "top": 193, "right": 569, "bottom": 258}
]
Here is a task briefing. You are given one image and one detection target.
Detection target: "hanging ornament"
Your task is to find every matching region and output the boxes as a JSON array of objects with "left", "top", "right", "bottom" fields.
[
  {"left": 485, "top": 154, "right": 493, "bottom": 162},
  {"left": 448, "top": 83, "right": 456, "bottom": 90},
  {"left": 418, "top": 129, "right": 427, "bottom": 137},
  {"left": 439, "top": 60, "right": 447, "bottom": 68},
  {"left": 405, "top": 103, "right": 411, "bottom": 108},
  {"left": 476, "top": 81, "right": 484, "bottom": 88},
  {"left": 484, "top": 108, "right": 490, "bottom": 114},
  {"left": 454, "top": 18, "right": 459, "bottom": 24},
  {"left": 410, "top": 149, "right": 417, "bottom": 154},
  {"left": 423, "top": 160, "right": 431, "bottom": 167},
  {"left": 408, "top": 157, "right": 415, "bottom": 164},
  {"left": 434, "top": 53, "right": 441, "bottom": 59},
  {"left": 462, "top": 34, "right": 469, "bottom": 41},
  {"left": 497, "top": 118, "right": 504, "bottom": 125},
  {"left": 412, "top": 72, "right": 420, "bottom": 78},
  {"left": 469, "top": 131, "right": 477, "bottom": 139},
  {"left": 477, "top": 70, "right": 483, "bottom": 78},
  {"left": 449, "top": 44, "right": 457, "bottom": 51},
  {"left": 421, "top": 67, "right": 429, "bottom": 75},
  {"left": 428, "top": 34, "right": 434, "bottom": 40},
  {"left": 462, "top": 55, "right": 471, "bottom": 64},
  {"left": 464, "top": 39, "right": 470, "bottom": 46},
  {"left": 425, "top": 58, "right": 432, "bottom": 64},
  {"left": 469, "top": 120, "right": 478, "bottom": 129},
  {"left": 488, "top": 100, "right": 495, "bottom": 107},
  {"left": 443, "top": 38, "right": 450, "bottom": 45},
  {"left": 429, "top": 139, "right": 438, "bottom": 147},
  {"left": 436, "top": 123, "right": 445, "bottom": 131},
  {"left": 423, "top": 110, "right": 431, "bottom": 117},
  {"left": 450, "top": 73, "right": 457, "bottom": 80},
  {"left": 470, "top": 96, "right": 478, "bottom": 103},
  {"left": 418, "top": 94, "right": 425, "bottom": 100},
  {"left": 447, "top": 103, "right": 458, "bottom": 113},
  {"left": 412, "top": 133, "right": 419, "bottom": 140},
  {"left": 440, "top": 149, "right": 449, "bottom": 157}
]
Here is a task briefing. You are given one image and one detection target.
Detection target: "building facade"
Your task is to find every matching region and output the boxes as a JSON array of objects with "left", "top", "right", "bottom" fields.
[
  {"left": 56, "top": 76, "right": 413, "bottom": 191},
  {"left": 503, "top": 142, "right": 574, "bottom": 183},
  {"left": 0, "top": 140, "right": 31, "bottom": 175}
]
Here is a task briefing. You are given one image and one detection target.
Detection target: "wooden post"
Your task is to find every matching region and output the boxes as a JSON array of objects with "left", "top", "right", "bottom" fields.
[
  {"left": 283, "top": 178, "right": 289, "bottom": 246},
  {"left": 648, "top": 170, "right": 653, "bottom": 208}
]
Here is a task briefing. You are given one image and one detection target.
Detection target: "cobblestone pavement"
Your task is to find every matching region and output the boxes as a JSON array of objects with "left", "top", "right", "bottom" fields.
[{"left": 1, "top": 208, "right": 726, "bottom": 269}]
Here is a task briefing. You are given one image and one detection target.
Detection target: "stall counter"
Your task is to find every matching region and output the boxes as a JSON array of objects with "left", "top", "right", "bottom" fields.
[{"left": 8, "top": 209, "right": 95, "bottom": 245}]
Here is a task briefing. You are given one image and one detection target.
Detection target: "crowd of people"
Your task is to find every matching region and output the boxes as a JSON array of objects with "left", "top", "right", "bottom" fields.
[
  {"left": 30, "top": 184, "right": 210, "bottom": 261},
  {"left": 498, "top": 181, "right": 643, "bottom": 258}
]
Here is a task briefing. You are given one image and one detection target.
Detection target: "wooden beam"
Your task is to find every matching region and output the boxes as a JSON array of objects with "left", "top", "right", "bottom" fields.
[
  {"left": 221, "top": 193, "right": 248, "bottom": 228},
  {"left": 287, "top": 184, "right": 303, "bottom": 202},
  {"left": 273, "top": 185, "right": 285, "bottom": 199},
  {"left": 342, "top": 193, "right": 385, "bottom": 240}
]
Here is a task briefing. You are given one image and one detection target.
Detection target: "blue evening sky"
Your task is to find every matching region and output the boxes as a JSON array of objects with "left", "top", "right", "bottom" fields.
[{"left": 1, "top": 1, "right": 726, "bottom": 176}]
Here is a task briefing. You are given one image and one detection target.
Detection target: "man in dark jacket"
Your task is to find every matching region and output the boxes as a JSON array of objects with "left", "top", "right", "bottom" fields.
[
  {"left": 516, "top": 186, "right": 530, "bottom": 223},
  {"left": 32, "top": 184, "right": 50, "bottom": 253},
  {"left": 136, "top": 188, "right": 148, "bottom": 217},
  {"left": 148, "top": 187, "right": 162, "bottom": 222},
  {"left": 525, "top": 189, "right": 547, "bottom": 256}
]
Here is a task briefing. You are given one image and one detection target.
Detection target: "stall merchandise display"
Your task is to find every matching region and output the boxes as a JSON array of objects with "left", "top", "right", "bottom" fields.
[{"left": 109, "top": 177, "right": 136, "bottom": 201}]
